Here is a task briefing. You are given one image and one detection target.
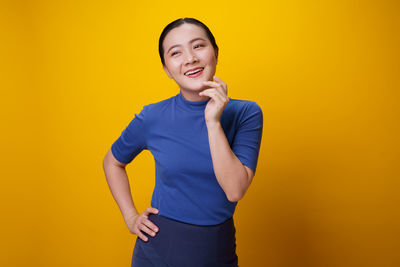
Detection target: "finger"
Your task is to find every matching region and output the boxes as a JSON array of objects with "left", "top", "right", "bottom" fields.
[
  {"left": 214, "top": 93, "right": 228, "bottom": 106},
  {"left": 136, "top": 230, "right": 149, "bottom": 242},
  {"left": 144, "top": 207, "right": 159, "bottom": 215},
  {"left": 200, "top": 88, "right": 225, "bottom": 103},
  {"left": 143, "top": 219, "right": 159, "bottom": 233},
  {"left": 199, "top": 88, "right": 219, "bottom": 99},
  {"left": 202, "top": 81, "right": 220, "bottom": 89},
  {"left": 208, "top": 89, "right": 228, "bottom": 107},
  {"left": 139, "top": 223, "right": 157, "bottom": 237},
  {"left": 213, "top": 76, "right": 227, "bottom": 89},
  {"left": 200, "top": 91, "right": 227, "bottom": 109},
  {"left": 211, "top": 76, "right": 227, "bottom": 92},
  {"left": 202, "top": 81, "right": 227, "bottom": 95},
  {"left": 133, "top": 222, "right": 149, "bottom": 241}
]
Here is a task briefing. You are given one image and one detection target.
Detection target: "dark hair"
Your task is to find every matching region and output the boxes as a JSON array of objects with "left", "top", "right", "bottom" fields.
[{"left": 158, "top": 18, "right": 219, "bottom": 66}]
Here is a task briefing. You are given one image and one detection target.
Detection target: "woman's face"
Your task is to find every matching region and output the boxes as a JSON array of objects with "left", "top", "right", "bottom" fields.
[{"left": 162, "top": 23, "right": 218, "bottom": 94}]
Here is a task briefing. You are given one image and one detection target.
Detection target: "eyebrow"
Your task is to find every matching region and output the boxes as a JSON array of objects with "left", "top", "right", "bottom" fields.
[{"left": 166, "top": 37, "right": 206, "bottom": 54}]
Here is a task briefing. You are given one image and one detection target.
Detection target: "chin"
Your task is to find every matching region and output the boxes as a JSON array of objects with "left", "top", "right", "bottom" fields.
[
  {"left": 179, "top": 71, "right": 215, "bottom": 91},
  {"left": 185, "top": 84, "right": 205, "bottom": 92},
  {"left": 180, "top": 80, "right": 203, "bottom": 91}
]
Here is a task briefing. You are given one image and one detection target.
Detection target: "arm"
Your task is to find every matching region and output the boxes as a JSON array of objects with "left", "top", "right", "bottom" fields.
[
  {"left": 102, "top": 149, "right": 159, "bottom": 241},
  {"left": 200, "top": 76, "right": 256, "bottom": 202},
  {"left": 102, "top": 149, "right": 138, "bottom": 223},
  {"left": 206, "top": 122, "right": 254, "bottom": 202}
]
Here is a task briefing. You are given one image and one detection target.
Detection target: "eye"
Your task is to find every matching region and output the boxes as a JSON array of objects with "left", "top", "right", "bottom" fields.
[
  {"left": 171, "top": 51, "right": 180, "bottom": 56},
  {"left": 194, "top": 44, "right": 204, "bottom": 49}
]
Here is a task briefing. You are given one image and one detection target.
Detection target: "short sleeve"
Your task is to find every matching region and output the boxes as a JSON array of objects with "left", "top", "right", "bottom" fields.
[
  {"left": 231, "top": 102, "right": 263, "bottom": 174},
  {"left": 111, "top": 106, "right": 148, "bottom": 164}
]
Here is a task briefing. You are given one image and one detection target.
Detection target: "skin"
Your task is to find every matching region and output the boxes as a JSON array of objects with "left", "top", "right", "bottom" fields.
[
  {"left": 162, "top": 23, "right": 218, "bottom": 101},
  {"left": 102, "top": 23, "right": 255, "bottom": 242}
]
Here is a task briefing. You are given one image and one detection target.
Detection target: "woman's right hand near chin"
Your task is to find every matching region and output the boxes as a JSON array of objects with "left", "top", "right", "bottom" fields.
[{"left": 125, "top": 207, "right": 159, "bottom": 242}]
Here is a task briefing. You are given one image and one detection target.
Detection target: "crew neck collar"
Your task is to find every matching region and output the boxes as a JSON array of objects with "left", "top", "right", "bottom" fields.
[{"left": 175, "top": 91, "right": 210, "bottom": 112}]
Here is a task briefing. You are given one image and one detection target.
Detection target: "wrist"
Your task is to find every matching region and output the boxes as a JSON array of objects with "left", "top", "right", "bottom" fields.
[
  {"left": 123, "top": 209, "right": 139, "bottom": 223},
  {"left": 205, "top": 120, "right": 221, "bottom": 130}
]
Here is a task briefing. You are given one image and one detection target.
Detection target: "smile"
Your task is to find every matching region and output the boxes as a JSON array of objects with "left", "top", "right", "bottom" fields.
[{"left": 184, "top": 67, "right": 204, "bottom": 78}]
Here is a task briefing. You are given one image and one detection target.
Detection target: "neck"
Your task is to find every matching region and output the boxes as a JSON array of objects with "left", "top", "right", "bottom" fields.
[{"left": 180, "top": 88, "right": 209, "bottom": 102}]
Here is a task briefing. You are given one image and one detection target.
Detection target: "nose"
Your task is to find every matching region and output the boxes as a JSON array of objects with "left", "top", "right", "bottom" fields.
[{"left": 184, "top": 50, "right": 198, "bottom": 65}]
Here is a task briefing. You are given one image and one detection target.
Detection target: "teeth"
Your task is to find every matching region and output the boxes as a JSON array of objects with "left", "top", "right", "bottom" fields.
[{"left": 185, "top": 68, "right": 203, "bottom": 75}]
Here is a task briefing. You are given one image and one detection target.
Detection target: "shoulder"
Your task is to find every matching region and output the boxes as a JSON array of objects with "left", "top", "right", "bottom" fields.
[
  {"left": 224, "top": 98, "right": 263, "bottom": 119},
  {"left": 142, "top": 95, "right": 175, "bottom": 112},
  {"left": 137, "top": 95, "right": 176, "bottom": 119}
]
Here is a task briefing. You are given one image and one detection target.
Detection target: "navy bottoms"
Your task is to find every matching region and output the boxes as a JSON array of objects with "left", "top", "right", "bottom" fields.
[{"left": 131, "top": 214, "right": 239, "bottom": 267}]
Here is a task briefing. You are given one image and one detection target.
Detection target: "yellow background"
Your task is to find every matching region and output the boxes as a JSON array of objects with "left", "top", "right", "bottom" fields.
[{"left": 1, "top": 0, "right": 399, "bottom": 266}]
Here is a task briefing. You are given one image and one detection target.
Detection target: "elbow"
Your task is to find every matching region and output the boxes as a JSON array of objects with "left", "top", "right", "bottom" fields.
[
  {"left": 224, "top": 173, "right": 251, "bottom": 202},
  {"left": 226, "top": 190, "right": 245, "bottom": 203},
  {"left": 225, "top": 171, "right": 252, "bottom": 202}
]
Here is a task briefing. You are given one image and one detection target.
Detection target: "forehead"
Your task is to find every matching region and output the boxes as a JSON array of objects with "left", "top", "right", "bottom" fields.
[{"left": 163, "top": 23, "right": 208, "bottom": 49}]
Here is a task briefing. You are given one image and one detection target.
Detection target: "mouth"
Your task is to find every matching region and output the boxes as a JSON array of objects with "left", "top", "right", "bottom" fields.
[{"left": 184, "top": 67, "right": 204, "bottom": 78}]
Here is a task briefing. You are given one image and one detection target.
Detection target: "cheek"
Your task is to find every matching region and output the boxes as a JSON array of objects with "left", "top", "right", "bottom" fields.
[
  {"left": 166, "top": 61, "right": 181, "bottom": 74},
  {"left": 203, "top": 50, "right": 217, "bottom": 64},
  {"left": 206, "top": 56, "right": 217, "bottom": 69}
]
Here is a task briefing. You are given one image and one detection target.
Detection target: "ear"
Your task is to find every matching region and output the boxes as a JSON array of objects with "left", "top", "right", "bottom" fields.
[{"left": 163, "top": 65, "right": 172, "bottom": 79}]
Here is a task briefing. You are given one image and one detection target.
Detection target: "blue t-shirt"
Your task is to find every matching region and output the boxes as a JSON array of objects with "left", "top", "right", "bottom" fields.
[{"left": 111, "top": 92, "right": 263, "bottom": 225}]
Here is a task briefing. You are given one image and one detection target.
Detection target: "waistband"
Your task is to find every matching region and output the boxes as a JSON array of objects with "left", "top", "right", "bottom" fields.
[{"left": 152, "top": 213, "right": 234, "bottom": 227}]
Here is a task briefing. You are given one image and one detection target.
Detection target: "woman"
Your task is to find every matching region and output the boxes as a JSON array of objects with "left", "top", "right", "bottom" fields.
[{"left": 103, "top": 17, "right": 263, "bottom": 267}]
